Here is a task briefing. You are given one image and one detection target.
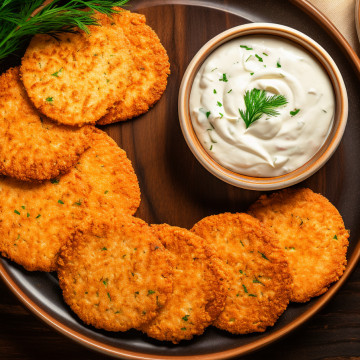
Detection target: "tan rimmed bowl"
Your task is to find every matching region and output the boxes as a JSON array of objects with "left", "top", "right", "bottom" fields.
[{"left": 178, "top": 23, "right": 348, "bottom": 191}]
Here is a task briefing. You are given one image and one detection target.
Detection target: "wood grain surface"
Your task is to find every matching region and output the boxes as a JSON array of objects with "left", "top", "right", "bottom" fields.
[{"left": 1, "top": 0, "right": 360, "bottom": 359}]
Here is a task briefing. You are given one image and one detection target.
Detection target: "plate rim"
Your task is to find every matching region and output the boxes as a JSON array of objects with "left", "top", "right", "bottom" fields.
[{"left": 1, "top": 0, "right": 360, "bottom": 359}]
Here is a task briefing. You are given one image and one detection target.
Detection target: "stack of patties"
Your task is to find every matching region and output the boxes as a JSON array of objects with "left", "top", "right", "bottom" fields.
[{"left": 0, "top": 7, "right": 170, "bottom": 272}]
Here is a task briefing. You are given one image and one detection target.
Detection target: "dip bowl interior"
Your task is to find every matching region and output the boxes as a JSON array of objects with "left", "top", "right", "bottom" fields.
[{"left": 178, "top": 23, "right": 348, "bottom": 191}]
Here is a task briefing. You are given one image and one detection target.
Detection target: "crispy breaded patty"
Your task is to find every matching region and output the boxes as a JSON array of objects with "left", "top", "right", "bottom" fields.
[
  {"left": 249, "top": 188, "right": 349, "bottom": 303},
  {"left": 57, "top": 214, "right": 173, "bottom": 332},
  {"left": 62, "top": 128, "right": 140, "bottom": 215},
  {"left": 21, "top": 12, "right": 133, "bottom": 126},
  {"left": 0, "top": 67, "right": 92, "bottom": 181},
  {"left": 0, "top": 129, "right": 140, "bottom": 271},
  {"left": 140, "top": 224, "right": 227, "bottom": 343},
  {"left": 191, "top": 213, "right": 292, "bottom": 334},
  {"left": 97, "top": 10, "right": 170, "bottom": 124}
]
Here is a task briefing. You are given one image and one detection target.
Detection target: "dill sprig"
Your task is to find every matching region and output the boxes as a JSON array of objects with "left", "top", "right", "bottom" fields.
[
  {"left": 239, "top": 88, "right": 287, "bottom": 129},
  {"left": 0, "top": 0, "right": 130, "bottom": 60}
]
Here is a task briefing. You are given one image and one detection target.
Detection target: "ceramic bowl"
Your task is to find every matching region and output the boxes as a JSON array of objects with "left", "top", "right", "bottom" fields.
[{"left": 178, "top": 23, "right": 348, "bottom": 190}]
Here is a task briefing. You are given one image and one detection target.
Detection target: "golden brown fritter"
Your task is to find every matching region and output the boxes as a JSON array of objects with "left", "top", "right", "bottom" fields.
[
  {"left": 191, "top": 213, "right": 292, "bottom": 334},
  {"left": 0, "top": 67, "right": 92, "bottom": 181},
  {"left": 57, "top": 214, "right": 173, "bottom": 332},
  {"left": 0, "top": 129, "right": 140, "bottom": 271},
  {"left": 249, "top": 188, "right": 349, "bottom": 303},
  {"left": 140, "top": 224, "right": 227, "bottom": 343},
  {"left": 63, "top": 128, "right": 140, "bottom": 215},
  {"left": 97, "top": 10, "right": 170, "bottom": 124},
  {"left": 20, "top": 12, "right": 133, "bottom": 126}
]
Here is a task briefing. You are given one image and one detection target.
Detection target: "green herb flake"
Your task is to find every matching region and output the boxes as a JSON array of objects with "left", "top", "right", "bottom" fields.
[
  {"left": 101, "top": 247, "right": 107, "bottom": 251},
  {"left": 107, "top": 292, "right": 111, "bottom": 301},
  {"left": 142, "top": 311, "right": 147, "bottom": 315},
  {"left": 210, "top": 145, "right": 213, "bottom": 151},
  {"left": 58, "top": 200, "right": 64, "bottom": 204},
  {"left": 217, "top": 101, "right": 222, "bottom": 107},
  {"left": 148, "top": 290, "right": 155, "bottom": 295},
  {"left": 36, "top": 214, "right": 41, "bottom": 219},
  {"left": 239, "top": 270, "right": 243, "bottom": 274},
  {"left": 263, "top": 52, "right": 268, "bottom": 56},
  {"left": 255, "top": 54, "right": 263, "bottom": 62},
  {"left": 45, "top": 97, "right": 53, "bottom": 103},
  {"left": 206, "top": 111, "right": 211, "bottom": 118},
  {"left": 73, "top": 200, "right": 82, "bottom": 206},
  {"left": 242, "top": 284, "right": 248, "bottom": 293},
  {"left": 50, "top": 179, "right": 59, "bottom": 184},
  {"left": 21, "top": 206, "right": 25, "bottom": 209},
  {"left": 333, "top": 235, "right": 338, "bottom": 240},
  {"left": 219, "top": 73, "right": 228, "bottom": 82},
  {"left": 182, "top": 315, "right": 190, "bottom": 321},
  {"left": 181, "top": 327, "right": 187, "bottom": 331},
  {"left": 258, "top": 251, "right": 269, "bottom": 260},
  {"left": 51, "top": 68, "right": 63, "bottom": 77},
  {"left": 248, "top": 294, "right": 257, "bottom": 297},
  {"left": 219, "top": 113, "right": 224, "bottom": 119},
  {"left": 134, "top": 291, "right": 139, "bottom": 297},
  {"left": 245, "top": 55, "right": 252, "bottom": 62},
  {"left": 213, "top": 89, "right": 217, "bottom": 94},
  {"left": 104, "top": 190, "right": 109, "bottom": 194},
  {"left": 277, "top": 60, "right": 281, "bottom": 68},
  {"left": 253, "top": 277, "right": 264, "bottom": 286},
  {"left": 236, "top": 293, "right": 240, "bottom": 297},
  {"left": 240, "top": 45, "right": 253, "bottom": 50},
  {"left": 14, "top": 210, "right": 20, "bottom": 215},
  {"left": 250, "top": 72, "right": 254, "bottom": 75},
  {"left": 239, "top": 88, "right": 287, "bottom": 128},
  {"left": 290, "top": 108, "right": 300, "bottom": 116},
  {"left": 27, "top": 212, "right": 30, "bottom": 218},
  {"left": 103, "top": 279, "right": 108, "bottom": 286},
  {"left": 211, "top": 67, "right": 218, "bottom": 72},
  {"left": 240, "top": 240, "right": 245, "bottom": 247},
  {"left": 227, "top": 89, "right": 232, "bottom": 93}
]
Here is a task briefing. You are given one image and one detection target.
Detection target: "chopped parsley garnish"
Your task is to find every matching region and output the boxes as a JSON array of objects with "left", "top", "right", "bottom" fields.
[
  {"left": 263, "top": 52, "right": 268, "bottom": 56},
  {"left": 213, "top": 89, "right": 217, "bottom": 94},
  {"left": 219, "top": 73, "right": 228, "bottom": 82},
  {"left": 101, "top": 247, "right": 107, "bottom": 251},
  {"left": 239, "top": 269, "right": 243, "bottom": 274},
  {"left": 290, "top": 108, "right": 300, "bottom": 116},
  {"left": 14, "top": 210, "right": 20, "bottom": 215},
  {"left": 103, "top": 279, "right": 108, "bottom": 286},
  {"left": 219, "top": 113, "right": 224, "bottom": 119},
  {"left": 21, "top": 206, "right": 25, "bottom": 209},
  {"left": 210, "top": 145, "right": 213, "bottom": 151},
  {"left": 242, "top": 284, "right": 248, "bottom": 293},
  {"left": 206, "top": 111, "right": 211, "bottom": 118},
  {"left": 227, "top": 89, "right": 232, "bottom": 93},
  {"left": 240, "top": 45, "right": 253, "bottom": 50},
  {"left": 245, "top": 55, "right": 252, "bottom": 62},
  {"left": 253, "top": 277, "right": 264, "bottom": 286},
  {"left": 104, "top": 190, "right": 109, "bottom": 194},
  {"left": 182, "top": 315, "right": 190, "bottom": 321},
  {"left": 255, "top": 54, "right": 263, "bottom": 62},
  {"left": 248, "top": 294, "right": 257, "bottom": 297},
  {"left": 239, "top": 88, "right": 287, "bottom": 128},
  {"left": 51, "top": 68, "right": 63, "bottom": 77},
  {"left": 36, "top": 214, "right": 41, "bottom": 219},
  {"left": 277, "top": 60, "right": 281, "bottom": 68},
  {"left": 73, "top": 200, "right": 82, "bottom": 206},
  {"left": 333, "top": 235, "right": 338, "bottom": 240},
  {"left": 181, "top": 327, "right": 187, "bottom": 330},
  {"left": 107, "top": 292, "right": 111, "bottom": 301},
  {"left": 148, "top": 290, "right": 155, "bottom": 295},
  {"left": 50, "top": 179, "right": 59, "bottom": 184},
  {"left": 45, "top": 97, "right": 53, "bottom": 102},
  {"left": 258, "top": 251, "right": 269, "bottom": 260},
  {"left": 240, "top": 240, "right": 245, "bottom": 247},
  {"left": 27, "top": 212, "right": 30, "bottom": 218},
  {"left": 250, "top": 72, "right": 254, "bottom": 75},
  {"left": 134, "top": 291, "right": 139, "bottom": 297},
  {"left": 217, "top": 101, "right": 222, "bottom": 107},
  {"left": 211, "top": 67, "right": 218, "bottom": 72},
  {"left": 58, "top": 200, "right": 64, "bottom": 204}
]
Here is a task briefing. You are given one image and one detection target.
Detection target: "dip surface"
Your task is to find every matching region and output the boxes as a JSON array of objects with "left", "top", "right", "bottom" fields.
[{"left": 189, "top": 35, "right": 335, "bottom": 177}]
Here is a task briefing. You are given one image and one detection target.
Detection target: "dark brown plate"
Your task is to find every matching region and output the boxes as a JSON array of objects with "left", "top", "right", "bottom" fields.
[{"left": 1, "top": 0, "right": 360, "bottom": 359}]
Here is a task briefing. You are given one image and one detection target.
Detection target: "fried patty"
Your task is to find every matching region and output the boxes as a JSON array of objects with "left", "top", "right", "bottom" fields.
[
  {"left": 191, "top": 213, "right": 292, "bottom": 334},
  {"left": 57, "top": 214, "right": 173, "bottom": 332},
  {"left": 0, "top": 67, "right": 92, "bottom": 181},
  {"left": 21, "top": 12, "right": 133, "bottom": 126},
  {"left": 97, "top": 10, "right": 170, "bottom": 124},
  {"left": 0, "top": 129, "right": 140, "bottom": 271},
  {"left": 140, "top": 224, "right": 227, "bottom": 343},
  {"left": 249, "top": 188, "right": 349, "bottom": 303}
]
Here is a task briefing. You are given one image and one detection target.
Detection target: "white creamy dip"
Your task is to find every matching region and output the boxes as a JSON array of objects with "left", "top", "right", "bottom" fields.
[{"left": 189, "top": 35, "right": 335, "bottom": 177}]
